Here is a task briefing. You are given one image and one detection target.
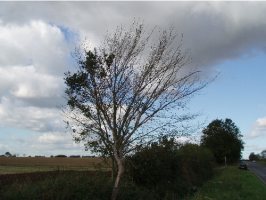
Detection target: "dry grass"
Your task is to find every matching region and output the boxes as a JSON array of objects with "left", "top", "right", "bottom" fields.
[{"left": 0, "top": 157, "right": 111, "bottom": 174}]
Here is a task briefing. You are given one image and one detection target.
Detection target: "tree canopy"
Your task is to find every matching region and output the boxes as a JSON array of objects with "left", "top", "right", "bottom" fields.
[
  {"left": 249, "top": 152, "right": 260, "bottom": 161},
  {"left": 201, "top": 118, "right": 244, "bottom": 164},
  {"left": 64, "top": 22, "right": 206, "bottom": 200},
  {"left": 4, "top": 152, "right": 12, "bottom": 157}
]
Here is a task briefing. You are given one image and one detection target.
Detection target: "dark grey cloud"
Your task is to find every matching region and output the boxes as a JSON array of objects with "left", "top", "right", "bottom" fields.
[{"left": 1, "top": 2, "right": 266, "bottom": 69}]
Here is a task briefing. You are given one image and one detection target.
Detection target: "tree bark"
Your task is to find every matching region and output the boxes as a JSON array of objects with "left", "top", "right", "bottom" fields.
[
  {"left": 111, "top": 157, "right": 125, "bottom": 200},
  {"left": 111, "top": 158, "right": 115, "bottom": 181},
  {"left": 111, "top": 157, "right": 117, "bottom": 182}
]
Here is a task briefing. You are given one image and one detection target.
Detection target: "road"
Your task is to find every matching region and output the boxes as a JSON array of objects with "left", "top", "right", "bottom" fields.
[{"left": 246, "top": 161, "right": 266, "bottom": 184}]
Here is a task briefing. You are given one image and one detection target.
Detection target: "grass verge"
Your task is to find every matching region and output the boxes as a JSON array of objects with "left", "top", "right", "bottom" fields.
[
  {"left": 258, "top": 160, "right": 266, "bottom": 166},
  {"left": 190, "top": 166, "right": 266, "bottom": 200}
]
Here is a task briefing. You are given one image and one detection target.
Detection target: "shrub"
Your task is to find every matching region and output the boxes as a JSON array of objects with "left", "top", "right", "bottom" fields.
[
  {"left": 177, "top": 143, "right": 215, "bottom": 187},
  {"left": 127, "top": 138, "right": 214, "bottom": 198}
]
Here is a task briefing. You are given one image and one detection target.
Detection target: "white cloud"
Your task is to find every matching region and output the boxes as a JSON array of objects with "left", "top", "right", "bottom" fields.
[
  {"left": 0, "top": 96, "right": 64, "bottom": 132},
  {"left": 245, "top": 144, "right": 265, "bottom": 153},
  {"left": 1, "top": 2, "right": 266, "bottom": 69},
  {"left": 176, "top": 136, "right": 190, "bottom": 144},
  {"left": 250, "top": 117, "right": 266, "bottom": 138},
  {"left": 0, "top": 143, "right": 9, "bottom": 153},
  {"left": 0, "top": 19, "right": 76, "bottom": 155},
  {"left": 0, "top": 20, "right": 69, "bottom": 75},
  {"left": 38, "top": 132, "right": 70, "bottom": 144},
  {"left": 0, "top": 20, "right": 72, "bottom": 136},
  {"left": 0, "top": 66, "right": 63, "bottom": 100},
  {"left": 32, "top": 131, "right": 84, "bottom": 155},
  {"left": 0, "top": 131, "right": 85, "bottom": 156},
  {"left": 256, "top": 118, "right": 266, "bottom": 126}
]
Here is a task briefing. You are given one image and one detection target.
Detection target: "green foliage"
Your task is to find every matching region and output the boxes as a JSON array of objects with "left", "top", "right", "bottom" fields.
[
  {"left": 177, "top": 144, "right": 215, "bottom": 187},
  {"left": 201, "top": 118, "right": 244, "bottom": 164},
  {"left": 65, "top": 49, "right": 116, "bottom": 158},
  {"left": 249, "top": 152, "right": 260, "bottom": 161},
  {"left": 127, "top": 137, "right": 214, "bottom": 198},
  {"left": 5, "top": 152, "right": 12, "bottom": 157},
  {"left": 0, "top": 171, "right": 156, "bottom": 200},
  {"left": 127, "top": 137, "right": 180, "bottom": 194}
]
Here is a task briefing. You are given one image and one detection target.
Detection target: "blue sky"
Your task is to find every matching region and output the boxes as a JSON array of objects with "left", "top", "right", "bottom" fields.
[
  {"left": 189, "top": 52, "right": 266, "bottom": 158},
  {"left": 0, "top": 2, "right": 266, "bottom": 158}
]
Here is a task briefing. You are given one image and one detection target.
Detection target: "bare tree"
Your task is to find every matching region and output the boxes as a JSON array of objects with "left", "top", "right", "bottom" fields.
[{"left": 64, "top": 22, "right": 206, "bottom": 200}]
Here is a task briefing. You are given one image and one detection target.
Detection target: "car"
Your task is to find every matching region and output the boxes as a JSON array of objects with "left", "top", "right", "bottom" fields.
[{"left": 239, "top": 161, "right": 248, "bottom": 170}]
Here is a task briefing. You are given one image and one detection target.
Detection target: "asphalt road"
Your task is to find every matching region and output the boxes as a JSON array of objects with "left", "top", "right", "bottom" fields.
[{"left": 246, "top": 161, "right": 266, "bottom": 184}]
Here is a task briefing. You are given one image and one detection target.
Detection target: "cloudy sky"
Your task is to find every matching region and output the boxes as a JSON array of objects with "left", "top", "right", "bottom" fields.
[{"left": 0, "top": 2, "right": 266, "bottom": 158}]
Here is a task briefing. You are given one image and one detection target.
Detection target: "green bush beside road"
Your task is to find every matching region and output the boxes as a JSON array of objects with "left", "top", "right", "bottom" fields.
[{"left": 127, "top": 138, "right": 215, "bottom": 199}]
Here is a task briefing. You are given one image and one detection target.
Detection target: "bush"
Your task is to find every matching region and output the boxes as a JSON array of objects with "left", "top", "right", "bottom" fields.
[
  {"left": 127, "top": 138, "right": 214, "bottom": 198},
  {"left": 177, "top": 144, "right": 214, "bottom": 187},
  {"left": 249, "top": 152, "right": 260, "bottom": 161}
]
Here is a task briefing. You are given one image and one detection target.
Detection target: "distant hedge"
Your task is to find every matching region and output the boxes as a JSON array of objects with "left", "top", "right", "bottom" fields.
[{"left": 55, "top": 155, "right": 67, "bottom": 158}]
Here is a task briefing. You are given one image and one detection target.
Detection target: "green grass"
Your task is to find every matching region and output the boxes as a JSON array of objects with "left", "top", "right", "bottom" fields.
[
  {"left": 258, "top": 160, "right": 266, "bottom": 166},
  {"left": 0, "top": 171, "right": 156, "bottom": 200},
  {"left": 190, "top": 166, "right": 266, "bottom": 200},
  {"left": 0, "top": 171, "right": 112, "bottom": 200}
]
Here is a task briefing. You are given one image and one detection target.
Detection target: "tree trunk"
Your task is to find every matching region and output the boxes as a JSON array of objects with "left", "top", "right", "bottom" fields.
[
  {"left": 224, "top": 156, "right": 227, "bottom": 167},
  {"left": 111, "top": 157, "right": 125, "bottom": 200},
  {"left": 111, "top": 158, "right": 115, "bottom": 181},
  {"left": 111, "top": 157, "right": 117, "bottom": 182}
]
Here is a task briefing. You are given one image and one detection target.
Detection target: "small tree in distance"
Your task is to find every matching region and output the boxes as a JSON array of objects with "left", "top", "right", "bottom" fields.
[
  {"left": 4, "top": 152, "right": 12, "bottom": 157},
  {"left": 201, "top": 118, "right": 244, "bottom": 164},
  {"left": 64, "top": 22, "right": 207, "bottom": 200},
  {"left": 249, "top": 152, "right": 260, "bottom": 161}
]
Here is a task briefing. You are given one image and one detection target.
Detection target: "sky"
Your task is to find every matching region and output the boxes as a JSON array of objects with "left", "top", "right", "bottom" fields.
[{"left": 0, "top": 1, "right": 266, "bottom": 158}]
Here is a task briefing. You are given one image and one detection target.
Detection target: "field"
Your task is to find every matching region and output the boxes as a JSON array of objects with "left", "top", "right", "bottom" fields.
[
  {"left": 0, "top": 157, "right": 110, "bottom": 174},
  {"left": 190, "top": 166, "right": 266, "bottom": 200}
]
